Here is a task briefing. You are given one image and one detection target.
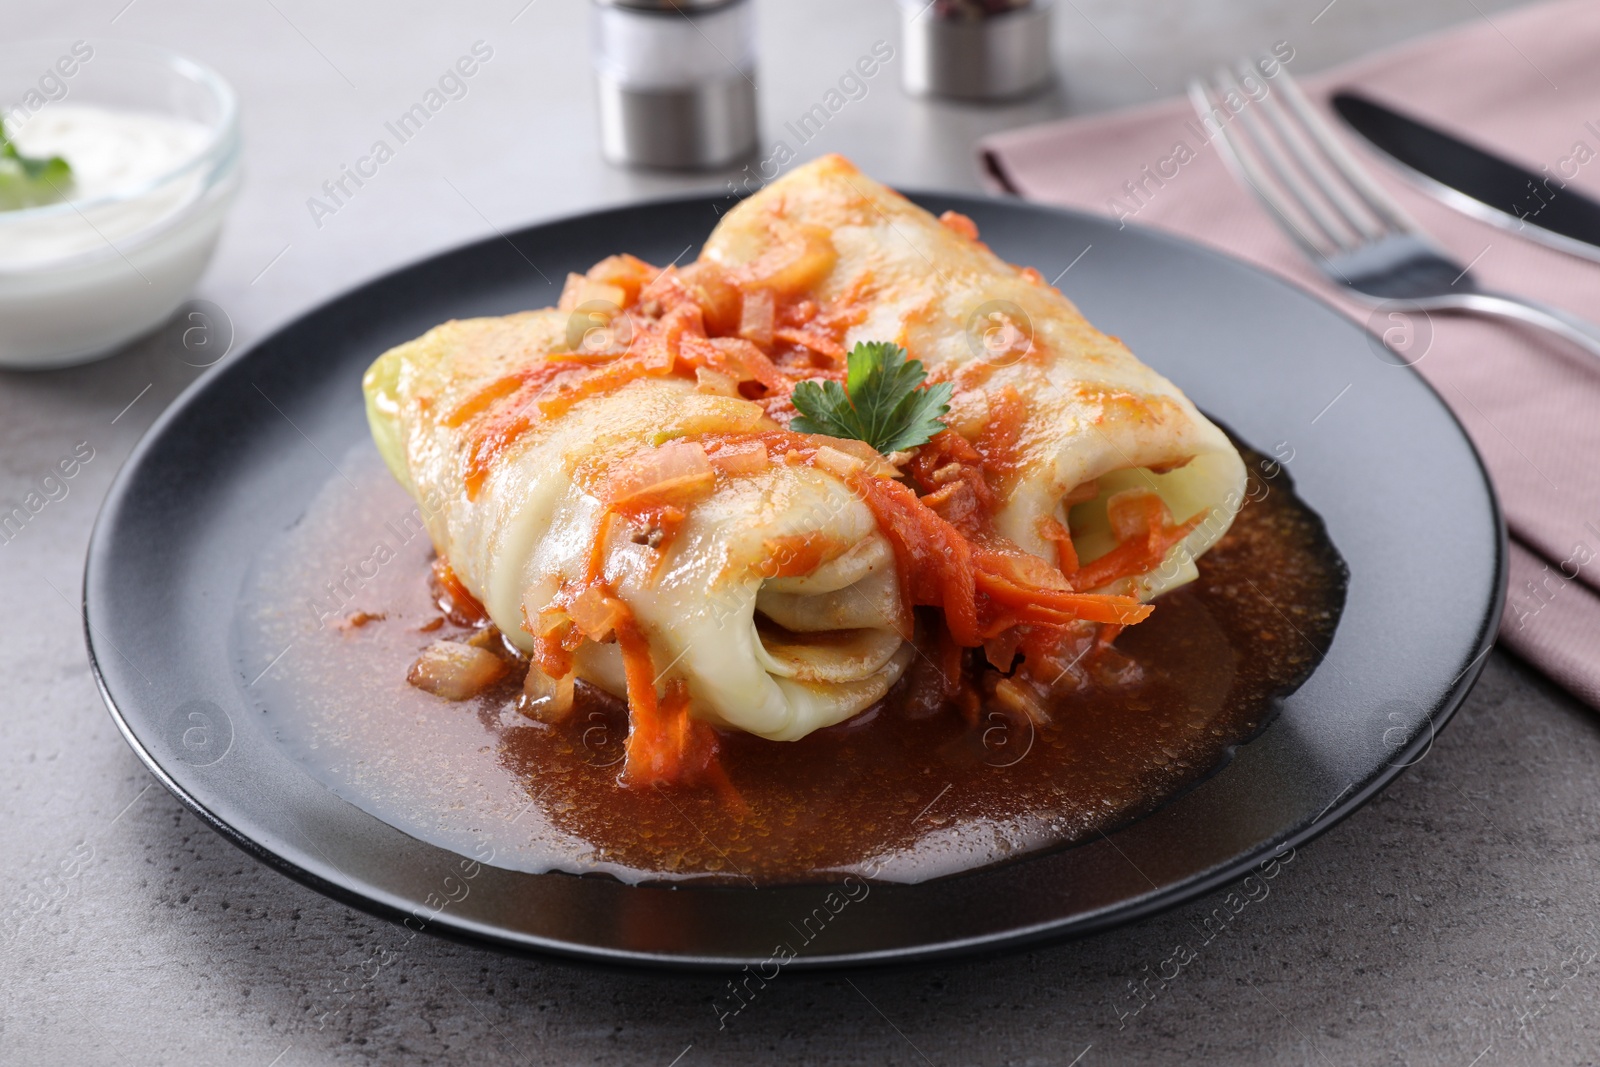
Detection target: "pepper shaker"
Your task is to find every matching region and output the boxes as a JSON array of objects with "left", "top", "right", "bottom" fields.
[
  {"left": 899, "top": 0, "right": 1054, "bottom": 101},
  {"left": 591, "top": 0, "right": 759, "bottom": 169}
]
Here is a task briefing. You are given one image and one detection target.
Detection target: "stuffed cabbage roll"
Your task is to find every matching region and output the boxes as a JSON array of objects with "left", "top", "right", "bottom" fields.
[
  {"left": 363, "top": 309, "right": 935, "bottom": 780},
  {"left": 701, "top": 154, "right": 1247, "bottom": 600}
]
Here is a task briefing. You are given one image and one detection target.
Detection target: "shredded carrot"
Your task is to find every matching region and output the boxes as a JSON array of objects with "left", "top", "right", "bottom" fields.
[
  {"left": 616, "top": 618, "right": 663, "bottom": 783},
  {"left": 460, "top": 361, "right": 575, "bottom": 498},
  {"left": 580, "top": 442, "right": 718, "bottom": 578},
  {"left": 759, "top": 532, "right": 843, "bottom": 579},
  {"left": 585, "top": 511, "right": 617, "bottom": 586},
  {"left": 617, "top": 627, "right": 723, "bottom": 789},
  {"left": 974, "top": 385, "right": 1028, "bottom": 486},
  {"left": 774, "top": 326, "right": 846, "bottom": 362},
  {"left": 443, "top": 374, "right": 526, "bottom": 428},
  {"left": 851, "top": 469, "right": 982, "bottom": 643},
  {"left": 1070, "top": 490, "right": 1203, "bottom": 592},
  {"left": 905, "top": 430, "right": 999, "bottom": 535},
  {"left": 810, "top": 276, "right": 873, "bottom": 335},
  {"left": 974, "top": 564, "right": 1152, "bottom": 627},
  {"left": 1040, "top": 516, "right": 1080, "bottom": 577},
  {"left": 534, "top": 356, "right": 660, "bottom": 421}
]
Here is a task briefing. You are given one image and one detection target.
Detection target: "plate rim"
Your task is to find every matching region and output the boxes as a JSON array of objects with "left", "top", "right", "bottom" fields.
[{"left": 82, "top": 188, "right": 1508, "bottom": 971}]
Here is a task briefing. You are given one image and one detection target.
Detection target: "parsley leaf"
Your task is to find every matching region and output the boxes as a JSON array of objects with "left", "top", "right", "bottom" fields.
[
  {"left": 0, "top": 118, "right": 73, "bottom": 212},
  {"left": 790, "top": 341, "right": 954, "bottom": 455}
]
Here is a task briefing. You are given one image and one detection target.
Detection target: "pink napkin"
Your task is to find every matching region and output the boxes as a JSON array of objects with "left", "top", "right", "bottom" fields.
[{"left": 981, "top": 0, "right": 1600, "bottom": 708}]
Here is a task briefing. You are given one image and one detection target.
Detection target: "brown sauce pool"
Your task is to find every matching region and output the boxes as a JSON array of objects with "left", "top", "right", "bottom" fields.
[{"left": 242, "top": 439, "right": 1345, "bottom": 885}]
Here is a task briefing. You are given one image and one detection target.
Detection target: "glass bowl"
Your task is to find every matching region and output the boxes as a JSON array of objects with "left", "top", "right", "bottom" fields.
[{"left": 0, "top": 39, "right": 241, "bottom": 368}]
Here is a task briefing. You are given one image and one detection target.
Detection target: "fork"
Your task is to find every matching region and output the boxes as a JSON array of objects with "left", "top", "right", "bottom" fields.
[{"left": 1188, "top": 63, "right": 1600, "bottom": 358}]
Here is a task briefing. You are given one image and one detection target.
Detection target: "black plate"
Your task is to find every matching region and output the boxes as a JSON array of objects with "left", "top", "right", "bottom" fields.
[{"left": 84, "top": 192, "right": 1504, "bottom": 969}]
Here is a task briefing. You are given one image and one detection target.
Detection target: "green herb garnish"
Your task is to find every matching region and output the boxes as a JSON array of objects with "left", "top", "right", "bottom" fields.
[
  {"left": 790, "top": 340, "right": 954, "bottom": 455},
  {"left": 0, "top": 118, "right": 73, "bottom": 212}
]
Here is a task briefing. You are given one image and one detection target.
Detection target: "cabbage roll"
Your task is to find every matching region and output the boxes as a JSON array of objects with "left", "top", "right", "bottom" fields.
[
  {"left": 365, "top": 309, "right": 919, "bottom": 776},
  {"left": 701, "top": 154, "right": 1247, "bottom": 600}
]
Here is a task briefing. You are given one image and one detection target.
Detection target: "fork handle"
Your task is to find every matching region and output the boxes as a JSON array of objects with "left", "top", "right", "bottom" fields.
[{"left": 1448, "top": 291, "right": 1600, "bottom": 359}]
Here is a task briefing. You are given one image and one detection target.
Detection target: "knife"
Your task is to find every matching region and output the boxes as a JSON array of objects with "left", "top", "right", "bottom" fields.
[{"left": 1332, "top": 90, "right": 1600, "bottom": 264}]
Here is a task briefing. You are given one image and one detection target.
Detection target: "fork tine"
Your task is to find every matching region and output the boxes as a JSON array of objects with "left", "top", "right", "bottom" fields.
[
  {"left": 1241, "top": 61, "right": 1387, "bottom": 244},
  {"left": 1188, "top": 77, "right": 1333, "bottom": 261},
  {"left": 1190, "top": 73, "right": 1337, "bottom": 260},
  {"left": 1213, "top": 65, "right": 1364, "bottom": 254},
  {"left": 1270, "top": 67, "right": 1419, "bottom": 236}
]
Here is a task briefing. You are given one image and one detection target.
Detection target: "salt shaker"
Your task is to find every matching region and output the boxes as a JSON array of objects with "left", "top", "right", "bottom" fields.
[
  {"left": 899, "top": 0, "right": 1054, "bottom": 101},
  {"left": 591, "top": 0, "right": 759, "bottom": 169}
]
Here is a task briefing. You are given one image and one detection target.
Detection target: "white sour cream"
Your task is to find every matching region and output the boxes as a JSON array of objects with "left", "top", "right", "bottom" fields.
[
  {"left": 2, "top": 105, "right": 211, "bottom": 267},
  {"left": 0, "top": 103, "right": 237, "bottom": 367}
]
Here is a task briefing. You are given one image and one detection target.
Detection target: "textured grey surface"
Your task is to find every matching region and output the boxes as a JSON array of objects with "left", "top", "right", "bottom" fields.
[{"left": 6, "top": 0, "right": 1596, "bottom": 1064}]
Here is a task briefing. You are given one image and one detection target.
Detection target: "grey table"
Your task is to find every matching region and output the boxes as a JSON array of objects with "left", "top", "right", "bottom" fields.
[{"left": 6, "top": 1, "right": 1595, "bottom": 1063}]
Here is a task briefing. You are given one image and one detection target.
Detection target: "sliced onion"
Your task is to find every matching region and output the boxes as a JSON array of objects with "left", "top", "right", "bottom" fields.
[
  {"left": 655, "top": 397, "right": 770, "bottom": 444},
  {"left": 520, "top": 665, "right": 576, "bottom": 723},
  {"left": 738, "top": 287, "right": 775, "bottom": 346},
  {"left": 706, "top": 337, "right": 789, "bottom": 394},
  {"left": 736, "top": 224, "right": 836, "bottom": 294},
  {"left": 556, "top": 272, "right": 587, "bottom": 312},
  {"left": 536, "top": 606, "right": 572, "bottom": 640},
  {"left": 568, "top": 586, "right": 626, "bottom": 641},
  {"left": 677, "top": 260, "right": 742, "bottom": 334},
  {"left": 584, "top": 253, "right": 657, "bottom": 307},
  {"left": 982, "top": 629, "right": 1023, "bottom": 672},
  {"left": 557, "top": 274, "right": 626, "bottom": 315},
  {"left": 605, "top": 440, "right": 715, "bottom": 508},
  {"left": 811, "top": 444, "right": 866, "bottom": 478},
  {"left": 695, "top": 366, "right": 739, "bottom": 397},
  {"left": 795, "top": 434, "right": 897, "bottom": 478},
  {"left": 407, "top": 641, "right": 509, "bottom": 701},
  {"left": 993, "top": 676, "right": 1051, "bottom": 725},
  {"left": 707, "top": 440, "right": 769, "bottom": 476}
]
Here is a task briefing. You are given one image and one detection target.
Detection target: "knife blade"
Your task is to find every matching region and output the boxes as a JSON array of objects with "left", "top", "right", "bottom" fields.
[{"left": 1332, "top": 90, "right": 1600, "bottom": 264}]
